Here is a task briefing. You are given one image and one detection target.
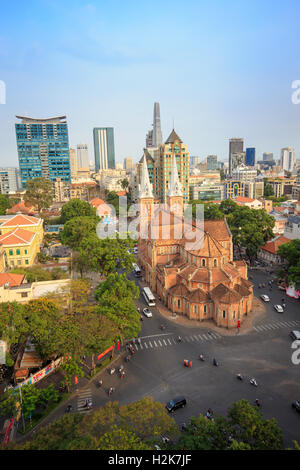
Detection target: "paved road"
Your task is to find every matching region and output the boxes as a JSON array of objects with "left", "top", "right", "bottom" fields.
[{"left": 34, "top": 266, "right": 300, "bottom": 448}]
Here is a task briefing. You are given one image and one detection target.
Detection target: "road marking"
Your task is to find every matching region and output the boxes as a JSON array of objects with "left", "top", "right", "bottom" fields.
[
  {"left": 168, "top": 339, "right": 173, "bottom": 345},
  {"left": 149, "top": 341, "right": 153, "bottom": 348},
  {"left": 193, "top": 335, "right": 199, "bottom": 341},
  {"left": 189, "top": 336, "right": 195, "bottom": 342},
  {"left": 197, "top": 334, "right": 204, "bottom": 341},
  {"left": 163, "top": 339, "right": 167, "bottom": 346},
  {"left": 158, "top": 340, "right": 162, "bottom": 346},
  {"left": 139, "top": 342, "right": 143, "bottom": 349},
  {"left": 202, "top": 334, "right": 208, "bottom": 340},
  {"left": 139, "top": 333, "right": 173, "bottom": 340},
  {"left": 134, "top": 344, "right": 138, "bottom": 350},
  {"left": 185, "top": 337, "right": 190, "bottom": 342},
  {"left": 144, "top": 342, "right": 148, "bottom": 349},
  {"left": 153, "top": 340, "right": 158, "bottom": 347}
]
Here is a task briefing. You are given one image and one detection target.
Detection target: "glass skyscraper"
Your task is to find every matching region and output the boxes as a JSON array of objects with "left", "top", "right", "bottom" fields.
[
  {"left": 93, "top": 127, "right": 115, "bottom": 172},
  {"left": 245, "top": 147, "right": 256, "bottom": 167},
  {"left": 15, "top": 115, "right": 71, "bottom": 189}
]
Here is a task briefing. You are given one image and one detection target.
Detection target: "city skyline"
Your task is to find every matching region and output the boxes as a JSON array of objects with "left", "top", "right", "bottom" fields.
[{"left": 1, "top": 1, "right": 300, "bottom": 166}]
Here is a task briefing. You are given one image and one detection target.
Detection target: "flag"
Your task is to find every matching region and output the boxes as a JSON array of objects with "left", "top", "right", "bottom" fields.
[
  {"left": 117, "top": 340, "right": 120, "bottom": 350},
  {"left": 74, "top": 376, "right": 78, "bottom": 385}
]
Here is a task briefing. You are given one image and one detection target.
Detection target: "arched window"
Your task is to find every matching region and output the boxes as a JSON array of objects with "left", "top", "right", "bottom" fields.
[
  {"left": 204, "top": 305, "right": 207, "bottom": 314},
  {"left": 194, "top": 305, "right": 197, "bottom": 313},
  {"left": 232, "top": 311, "right": 236, "bottom": 319},
  {"left": 177, "top": 299, "right": 181, "bottom": 308},
  {"left": 214, "top": 259, "right": 217, "bottom": 267},
  {"left": 222, "top": 310, "right": 226, "bottom": 319},
  {"left": 202, "top": 259, "right": 206, "bottom": 267}
]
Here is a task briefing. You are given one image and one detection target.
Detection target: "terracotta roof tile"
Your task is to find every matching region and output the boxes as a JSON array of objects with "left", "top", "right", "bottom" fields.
[
  {"left": 0, "top": 273, "right": 25, "bottom": 287},
  {"left": 1, "top": 214, "right": 41, "bottom": 227},
  {"left": 0, "top": 228, "right": 35, "bottom": 245},
  {"left": 260, "top": 236, "right": 291, "bottom": 255}
]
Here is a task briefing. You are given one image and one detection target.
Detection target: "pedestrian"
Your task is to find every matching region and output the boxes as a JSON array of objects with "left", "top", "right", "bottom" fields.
[{"left": 255, "top": 399, "right": 260, "bottom": 407}]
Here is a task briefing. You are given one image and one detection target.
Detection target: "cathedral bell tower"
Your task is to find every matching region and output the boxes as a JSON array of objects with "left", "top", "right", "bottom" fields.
[
  {"left": 138, "top": 155, "right": 154, "bottom": 240},
  {"left": 167, "top": 153, "right": 184, "bottom": 217}
]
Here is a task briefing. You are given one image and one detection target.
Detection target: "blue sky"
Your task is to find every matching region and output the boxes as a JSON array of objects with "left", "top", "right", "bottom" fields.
[{"left": 1, "top": 0, "right": 300, "bottom": 166}]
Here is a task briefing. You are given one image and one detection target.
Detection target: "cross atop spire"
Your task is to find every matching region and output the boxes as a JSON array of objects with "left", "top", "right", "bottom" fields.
[
  {"left": 139, "top": 155, "right": 153, "bottom": 199},
  {"left": 168, "top": 154, "right": 183, "bottom": 197}
]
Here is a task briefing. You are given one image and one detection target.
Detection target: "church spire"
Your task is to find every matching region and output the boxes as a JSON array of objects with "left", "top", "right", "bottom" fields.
[
  {"left": 168, "top": 153, "right": 182, "bottom": 197},
  {"left": 139, "top": 155, "right": 153, "bottom": 199}
]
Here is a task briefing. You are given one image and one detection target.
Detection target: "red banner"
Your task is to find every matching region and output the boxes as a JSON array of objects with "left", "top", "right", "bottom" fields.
[
  {"left": 117, "top": 340, "right": 120, "bottom": 350},
  {"left": 3, "top": 418, "right": 14, "bottom": 445},
  {"left": 74, "top": 375, "right": 78, "bottom": 384},
  {"left": 97, "top": 345, "right": 113, "bottom": 361}
]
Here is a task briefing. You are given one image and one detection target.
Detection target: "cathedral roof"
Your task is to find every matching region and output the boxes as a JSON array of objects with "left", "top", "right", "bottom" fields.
[
  {"left": 139, "top": 149, "right": 154, "bottom": 164},
  {"left": 187, "top": 231, "right": 226, "bottom": 257},
  {"left": 187, "top": 288, "right": 210, "bottom": 303},
  {"left": 168, "top": 283, "right": 189, "bottom": 296},
  {"left": 234, "top": 283, "right": 251, "bottom": 297},
  {"left": 165, "top": 129, "right": 182, "bottom": 144},
  {"left": 210, "top": 284, "right": 242, "bottom": 304}
]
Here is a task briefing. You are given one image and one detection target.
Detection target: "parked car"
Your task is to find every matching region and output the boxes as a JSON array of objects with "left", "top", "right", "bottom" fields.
[
  {"left": 290, "top": 331, "right": 300, "bottom": 341},
  {"left": 274, "top": 304, "right": 284, "bottom": 313},
  {"left": 292, "top": 401, "right": 300, "bottom": 412},
  {"left": 260, "top": 295, "right": 270, "bottom": 302},
  {"left": 166, "top": 396, "right": 187, "bottom": 413},
  {"left": 143, "top": 308, "right": 153, "bottom": 318}
]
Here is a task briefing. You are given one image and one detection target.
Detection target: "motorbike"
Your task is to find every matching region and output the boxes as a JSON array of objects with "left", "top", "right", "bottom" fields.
[
  {"left": 125, "top": 355, "right": 130, "bottom": 362},
  {"left": 213, "top": 359, "right": 218, "bottom": 367},
  {"left": 97, "top": 380, "right": 103, "bottom": 387},
  {"left": 236, "top": 374, "right": 243, "bottom": 381},
  {"left": 250, "top": 378, "right": 258, "bottom": 387},
  {"left": 199, "top": 354, "right": 204, "bottom": 361},
  {"left": 108, "top": 367, "right": 116, "bottom": 375}
]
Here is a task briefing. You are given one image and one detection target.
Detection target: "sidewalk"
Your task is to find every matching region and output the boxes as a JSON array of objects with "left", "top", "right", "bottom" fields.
[{"left": 152, "top": 288, "right": 266, "bottom": 337}]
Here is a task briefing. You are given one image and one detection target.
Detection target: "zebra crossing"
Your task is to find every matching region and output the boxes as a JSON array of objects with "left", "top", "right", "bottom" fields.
[
  {"left": 253, "top": 319, "right": 300, "bottom": 333},
  {"left": 135, "top": 331, "right": 221, "bottom": 351},
  {"left": 77, "top": 387, "right": 93, "bottom": 413}
]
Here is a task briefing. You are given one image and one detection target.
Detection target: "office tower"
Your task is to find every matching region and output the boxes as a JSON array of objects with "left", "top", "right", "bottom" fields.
[
  {"left": 77, "top": 144, "right": 89, "bottom": 168},
  {"left": 230, "top": 152, "right": 246, "bottom": 174},
  {"left": 152, "top": 102, "right": 163, "bottom": 147},
  {"left": 93, "top": 127, "right": 115, "bottom": 172},
  {"left": 229, "top": 138, "right": 244, "bottom": 174},
  {"left": 146, "top": 129, "right": 153, "bottom": 148},
  {"left": 124, "top": 157, "right": 133, "bottom": 171},
  {"left": 0, "top": 167, "right": 20, "bottom": 194},
  {"left": 190, "top": 156, "right": 201, "bottom": 168},
  {"left": 280, "top": 148, "right": 296, "bottom": 172},
  {"left": 15, "top": 115, "right": 71, "bottom": 189},
  {"left": 207, "top": 155, "right": 218, "bottom": 170},
  {"left": 69, "top": 148, "right": 78, "bottom": 180},
  {"left": 245, "top": 148, "right": 255, "bottom": 167},
  {"left": 153, "top": 129, "right": 190, "bottom": 203},
  {"left": 263, "top": 152, "right": 274, "bottom": 162}
]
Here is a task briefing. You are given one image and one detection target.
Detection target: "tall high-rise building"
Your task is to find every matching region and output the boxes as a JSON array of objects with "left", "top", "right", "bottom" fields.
[
  {"left": 152, "top": 102, "right": 163, "bottom": 147},
  {"left": 153, "top": 129, "right": 190, "bottom": 203},
  {"left": 77, "top": 144, "right": 89, "bottom": 168},
  {"left": 69, "top": 148, "right": 78, "bottom": 179},
  {"left": 145, "top": 102, "right": 163, "bottom": 148},
  {"left": 245, "top": 148, "right": 255, "bottom": 167},
  {"left": 124, "top": 157, "right": 133, "bottom": 171},
  {"left": 229, "top": 138, "right": 244, "bottom": 174},
  {"left": 15, "top": 115, "right": 71, "bottom": 188},
  {"left": 93, "top": 127, "right": 115, "bottom": 172},
  {"left": 207, "top": 155, "right": 218, "bottom": 170},
  {"left": 263, "top": 152, "right": 274, "bottom": 162},
  {"left": 0, "top": 167, "right": 20, "bottom": 194},
  {"left": 190, "top": 156, "right": 201, "bottom": 168},
  {"left": 280, "top": 147, "right": 296, "bottom": 172}
]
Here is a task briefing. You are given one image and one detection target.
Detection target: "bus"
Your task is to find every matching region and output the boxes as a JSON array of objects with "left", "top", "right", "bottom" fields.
[
  {"left": 142, "top": 287, "right": 156, "bottom": 306},
  {"left": 132, "top": 263, "right": 141, "bottom": 277}
]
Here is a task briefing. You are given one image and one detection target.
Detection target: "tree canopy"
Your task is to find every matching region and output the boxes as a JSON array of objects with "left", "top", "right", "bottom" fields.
[
  {"left": 24, "top": 177, "right": 53, "bottom": 212},
  {"left": 278, "top": 239, "right": 300, "bottom": 285},
  {"left": 0, "top": 194, "right": 11, "bottom": 215},
  {"left": 60, "top": 199, "right": 96, "bottom": 223}
]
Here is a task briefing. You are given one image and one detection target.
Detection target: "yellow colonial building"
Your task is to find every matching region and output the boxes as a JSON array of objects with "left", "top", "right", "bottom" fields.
[
  {"left": 0, "top": 214, "right": 43, "bottom": 244},
  {"left": 0, "top": 214, "right": 44, "bottom": 268}
]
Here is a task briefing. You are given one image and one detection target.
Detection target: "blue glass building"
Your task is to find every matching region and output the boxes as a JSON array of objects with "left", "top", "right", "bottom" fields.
[
  {"left": 93, "top": 127, "right": 115, "bottom": 172},
  {"left": 245, "top": 147, "right": 256, "bottom": 167},
  {"left": 15, "top": 115, "right": 71, "bottom": 188}
]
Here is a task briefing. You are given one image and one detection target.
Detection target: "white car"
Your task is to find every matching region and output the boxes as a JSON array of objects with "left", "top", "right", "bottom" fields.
[
  {"left": 143, "top": 308, "right": 153, "bottom": 318},
  {"left": 274, "top": 304, "right": 284, "bottom": 313},
  {"left": 260, "top": 295, "right": 270, "bottom": 302}
]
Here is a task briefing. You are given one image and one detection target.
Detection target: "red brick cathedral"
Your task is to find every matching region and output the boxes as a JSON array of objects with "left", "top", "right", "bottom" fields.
[{"left": 137, "top": 155, "right": 253, "bottom": 328}]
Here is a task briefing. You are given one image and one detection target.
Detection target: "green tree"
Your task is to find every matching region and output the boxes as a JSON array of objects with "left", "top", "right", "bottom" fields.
[
  {"left": 60, "top": 216, "right": 98, "bottom": 249},
  {"left": 38, "top": 385, "right": 60, "bottom": 409},
  {"left": 95, "top": 273, "right": 140, "bottom": 341},
  {"left": 177, "top": 415, "right": 233, "bottom": 450},
  {"left": 264, "top": 184, "right": 275, "bottom": 197},
  {"left": 0, "top": 388, "right": 19, "bottom": 416},
  {"left": 79, "top": 233, "right": 135, "bottom": 276},
  {"left": 278, "top": 239, "right": 300, "bottom": 285},
  {"left": 228, "top": 399, "right": 283, "bottom": 450},
  {"left": 60, "top": 199, "right": 96, "bottom": 223},
  {"left": 0, "top": 194, "right": 11, "bottom": 215},
  {"left": 24, "top": 177, "right": 53, "bottom": 213},
  {"left": 21, "top": 384, "right": 42, "bottom": 420},
  {"left": 97, "top": 425, "right": 150, "bottom": 450}
]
